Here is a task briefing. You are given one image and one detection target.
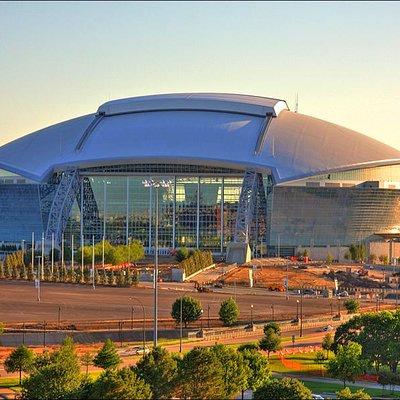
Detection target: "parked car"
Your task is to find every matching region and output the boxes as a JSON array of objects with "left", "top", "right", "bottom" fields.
[
  {"left": 319, "top": 325, "right": 334, "bottom": 332},
  {"left": 337, "top": 290, "right": 349, "bottom": 297},
  {"left": 119, "top": 345, "right": 150, "bottom": 356},
  {"left": 312, "top": 394, "right": 325, "bottom": 400}
]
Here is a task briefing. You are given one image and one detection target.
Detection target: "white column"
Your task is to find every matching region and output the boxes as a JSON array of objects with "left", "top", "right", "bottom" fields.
[
  {"left": 196, "top": 177, "right": 200, "bottom": 249},
  {"left": 71, "top": 234, "right": 74, "bottom": 270},
  {"left": 126, "top": 176, "right": 130, "bottom": 245},
  {"left": 31, "top": 232, "right": 35, "bottom": 269},
  {"left": 172, "top": 176, "right": 176, "bottom": 249},
  {"left": 51, "top": 233, "right": 54, "bottom": 275},
  {"left": 220, "top": 177, "right": 224, "bottom": 254},
  {"left": 41, "top": 232, "right": 45, "bottom": 279},
  {"left": 80, "top": 179, "right": 84, "bottom": 238},
  {"left": 148, "top": 185, "right": 152, "bottom": 252}
]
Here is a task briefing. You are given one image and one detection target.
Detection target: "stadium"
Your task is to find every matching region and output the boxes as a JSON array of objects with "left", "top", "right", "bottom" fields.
[{"left": 0, "top": 93, "right": 400, "bottom": 262}]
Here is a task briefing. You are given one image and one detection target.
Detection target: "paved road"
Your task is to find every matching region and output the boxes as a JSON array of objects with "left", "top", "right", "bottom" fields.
[{"left": 0, "top": 280, "right": 339, "bottom": 325}]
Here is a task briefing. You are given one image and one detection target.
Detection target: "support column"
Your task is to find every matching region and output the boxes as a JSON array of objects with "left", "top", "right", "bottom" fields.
[
  {"left": 196, "top": 177, "right": 200, "bottom": 249},
  {"left": 126, "top": 177, "right": 130, "bottom": 245},
  {"left": 172, "top": 176, "right": 176, "bottom": 249},
  {"left": 220, "top": 177, "right": 224, "bottom": 254}
]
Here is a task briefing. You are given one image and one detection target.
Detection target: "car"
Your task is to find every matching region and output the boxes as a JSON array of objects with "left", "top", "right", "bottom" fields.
[
  {"left": 312, "top": 394, "right": 325, "bottom": 400},
  {"left": 119, "top": 345, "right": 150, "bottom": 356},
  {"left": 337, "top": 291, "right": 349, "bottom": 297},
  {"left": 320, "top": 325, "right": 334, "bottom": 332}
]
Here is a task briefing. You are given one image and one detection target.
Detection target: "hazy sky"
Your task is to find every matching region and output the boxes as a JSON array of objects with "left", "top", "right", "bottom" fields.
[{"left": 1, "top": 1, "right": 399, "bottom": 149}]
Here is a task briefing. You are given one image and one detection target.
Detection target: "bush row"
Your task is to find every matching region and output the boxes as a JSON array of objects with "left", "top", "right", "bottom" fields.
[
  {"left": 0, "top": 263, "right": 138, "bottom": 287},
  {"left": 179, "top": 250, "right": 213, "bottom": 276}
]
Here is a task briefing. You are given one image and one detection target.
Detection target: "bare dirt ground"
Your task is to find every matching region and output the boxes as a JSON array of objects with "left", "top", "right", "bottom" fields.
[{"left": 223, "top": 262, "right": 335, "bottom": 289}]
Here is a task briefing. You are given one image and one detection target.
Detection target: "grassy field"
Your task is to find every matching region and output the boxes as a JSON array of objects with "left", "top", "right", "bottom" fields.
[{"left": 303, "top": 380, "right": 400, "bottom": 398}]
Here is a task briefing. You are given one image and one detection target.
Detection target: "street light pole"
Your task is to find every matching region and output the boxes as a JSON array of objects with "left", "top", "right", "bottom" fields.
[
  {"left": 92, "top": 235, "right": 95, "bottom": 290},
  {"left": 130, "top": 296, "right": 146, "bottom": 353},
  {"left": 250, "top": 304, "right": 254, "bottom": 326},
  {"left": 300, "top": 290, "right": 304, "bottom": 337},
  {"left": 296, "top": 300, "right": 299, "bottom": 320},
  {"left": 142, "top": 179, "right": 171, "bottom": 349}
]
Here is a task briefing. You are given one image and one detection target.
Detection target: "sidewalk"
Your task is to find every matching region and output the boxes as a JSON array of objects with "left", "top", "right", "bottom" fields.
[{"left": 274, "top": 372, "right": 400, "bottom": 392}]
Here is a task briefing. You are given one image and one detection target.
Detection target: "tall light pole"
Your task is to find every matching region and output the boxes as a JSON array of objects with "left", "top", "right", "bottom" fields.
[
  {"left": 250, "top": 304, "right": 254, "bottom": 326},
  {"left": 81, "top": 234, "right": 84, "bottom": 282},
  {"left": 296, "top": 299, "right": 299, "bottom": 320},
  {"left": 71, "top": 234, "right": 74, "bottom": 271},
  {"left": 129, "top": 296, "right": 146, "bottom": 353},
  {"left": 142, "top": 179, "right": 171, "bottom": 348},
  {"left": 51, "top": 233, "right": 54, "bottom": 275},
  {"left": 91, "top": 235, "right": 95, "bottom": 290}
]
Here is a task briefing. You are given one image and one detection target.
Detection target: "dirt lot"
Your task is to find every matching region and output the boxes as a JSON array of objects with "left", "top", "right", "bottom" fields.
[{"left": 223, "top": 262, "right": 335, "bottom": 289}]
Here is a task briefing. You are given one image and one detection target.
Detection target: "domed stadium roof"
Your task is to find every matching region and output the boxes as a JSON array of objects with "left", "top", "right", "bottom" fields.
[{"left": 0, "top": 93, "right": 399, "bottom": 183}]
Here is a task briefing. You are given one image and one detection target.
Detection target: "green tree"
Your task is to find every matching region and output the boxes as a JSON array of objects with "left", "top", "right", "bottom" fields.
[
  {"left": 344, "top": 299, "right": 360, "bottom": 314},
  {"left": 334, "top": 310, "right": 400, "bottom": 373},
  {"left": 326, "top": 252, "right": 334, "bottom": 265},
  {"left": 336, "top": 387, "right": 371, "bottom": 400},
  {"left": 93, "top": 339, "right": 121, "bottom": 370},
  {"left": 4, "top": 345, "right": 35, "bottom": 384},
  {"left": 263, "top": 321, "right": 281, "bottom": 335},
  {"left": 87, "top": 367, "right": 152, "bottom": 400},
  {"left": 80, "top": 351, "right": 94, "bottom": 376},
  {"left": 219, "top": 297, "right": 239, "bottom": 326},
  {"left": 171, "top": 296, "right": 203, "bottom": 328},
  {"left": 175, "top": 247, "right": 190, "bottom": 262},
  {"left": 327, "top": 342, "right": 365, "bottom": 386},
  {"left": 259, "top": 327, "right": 282, "bottom": 360},
  {"left": 135, "top": 346, "right": 178, "bottom": 399},
  {"left": 368, "top": 253, "right": 377, "bottom": 264},
  {"left": 0, "top": 262, "right": 4, "bottom": 279},
  {"left": 322, "top": 333, "right": 334, "bottom": 359},
  {"left": 177, "top": 346, "right": 225, "bottom": 400},
  {"left": 239, "top": 348, "right": 270, "bottom": 391},
  {"left": 379, "top": 254, "right": 388, "bottom": 265},
  {"left": 21, "top": 337, "right": 82, "bottom": 400},
  {"left": 253, "top": 377, "right": 313, "bottom": 400},
  {"left": 210, "top": 345, "right": 250, "bottom": 398}
]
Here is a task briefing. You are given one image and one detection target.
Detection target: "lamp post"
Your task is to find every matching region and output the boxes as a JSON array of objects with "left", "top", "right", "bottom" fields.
[
  {"left": 338, "top": 296, "right": 341, "bottom": 318},
  {"left": 271, "top": 304, "right": 275, "bottom": 321},
  {"left": 207, "top": 304, "right": 210, "bottom": 328},
  {"left": 142, "top": 179, "right": 172, "bottom": 348},
  {"left": 296, "top": 300, "right": 299, "bottom": 320},
  {"left": 91, "top": 235, "right": 95, "bottom": 290},
  {"left": 250, "top": 304, "right": 254, "bottom": 326},
  {"left": 129, "top": 296, "right": 146, "bottom": 353}
]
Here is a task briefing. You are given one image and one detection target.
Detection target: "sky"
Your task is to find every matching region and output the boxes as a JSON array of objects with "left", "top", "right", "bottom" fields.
[{"left": 0, "top": 1, "right": 399, "bottom": 149}]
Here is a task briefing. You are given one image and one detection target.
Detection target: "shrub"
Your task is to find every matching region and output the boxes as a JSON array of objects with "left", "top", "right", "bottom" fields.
[
  {"left": 344, "top": 299, "right": 360, "bottom": 314},
  {"left": 219, "top": 297, "right": 239, "bottom": 326}
]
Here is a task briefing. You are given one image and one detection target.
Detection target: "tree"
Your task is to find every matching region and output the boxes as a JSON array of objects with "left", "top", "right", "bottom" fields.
[
  {"left": 219, "top": 297, "right": 239, "bottom": 326},
  {"left": 134, "top": 346, "right": 178, "bottom": 399},
  {"left": 327, "top": 342, "right": 365, "bottom": 386},
  {"left": 259, "top": 327, "right": 282, "bottom": 359},
  {"left": 80, "top": 351, "right": 94, "bottom": 376},
  {"left": 237, "top": 343, "right": 259, "bottom": 352},
  {"left": 322, "top": 333, "right": 334, "bottom": 359},
  {"left": 314, "top": 350, "right": 326, "bottom": 376},
  {"left": 336, "top": 387, "right": 371, "bottom": 400},
  {"left": 21, "top": 337, "right": 82, "bottom": 400},
  {"left": 326, "top": 252, "right": 334, "bottom": 265},
  {"left": 344, "top": 299, "right": 360, "bottom": 314},
  {"left": 171, "top": 296, "right": 203, "bottom": 328},
  {"left": 4, "top": 345, "right": 35, "bottom": 384},
  {"left": 93, "top": 339, "right": 121, "bottom": 370},
  {"left": 177, "top": 346, "right": 226, "bottom": 399},
  {"left": 379, "top": 254, "right": 388, "bottom": 265},
  {"left": 334, "top": 310, "right": 400, "bottom": 373},
  {"left": 175, "top": 247, "right": 190, "bottom": 262},
  {"left": 253, "top": 377, "right": 313, "bottom": 400},
  {"left": 263, "top": 321, "right": 281, "bottom": 335},
  {"left": 88, "top": 367, "right": 152, "bottom": 399},
  {"left": 239, "top": 348, "right": 270, "bottom": 391},
  {"left": 210, "top": 345, "right": 250, "bottom": 398},
  {"left": 368, "top": 253, "right": 377, "bottom": 264}
]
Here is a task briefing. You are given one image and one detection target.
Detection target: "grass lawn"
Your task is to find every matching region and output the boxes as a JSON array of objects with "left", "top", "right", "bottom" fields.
[
  {"left": 303, "top": 380, "right": 400, "bottom": 398},
  {"left": 269, "top": 351, "right": 329, "bottom": 374}
]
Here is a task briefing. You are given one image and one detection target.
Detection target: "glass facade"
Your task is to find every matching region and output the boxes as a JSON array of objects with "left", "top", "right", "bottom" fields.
[
  {"left": 65, "top": 167, "right": 243, "bottom": 252},
  {"left": 268, "top": 186, "right": 400, "bottom": 248}
]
